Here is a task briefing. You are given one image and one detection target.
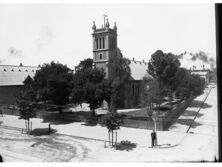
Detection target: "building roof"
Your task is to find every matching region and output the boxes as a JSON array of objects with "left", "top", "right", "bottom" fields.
[
  {"left": 0, "top": 65, "right": 40, "bottom": 86},
  {"left": 129, "top": 59, "right": 152, "bottom": 80}
]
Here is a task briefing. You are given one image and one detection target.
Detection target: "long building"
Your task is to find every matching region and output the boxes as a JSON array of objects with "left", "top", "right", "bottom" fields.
[{"left": 0, "top": 65, "right": 40, "bottom": 104}]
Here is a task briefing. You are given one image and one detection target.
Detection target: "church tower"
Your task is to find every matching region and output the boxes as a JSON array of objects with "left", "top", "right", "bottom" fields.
[{"left": 92, "top": 18, "right": 118, "bottom": 78}]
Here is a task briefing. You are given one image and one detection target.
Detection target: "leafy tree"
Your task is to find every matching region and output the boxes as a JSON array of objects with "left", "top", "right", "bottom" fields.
[
  {"left": 142, "top": 77, "right": 164, "bottom": 112},
  {"left": 102, "top": 113, "right": 123, "bottom": 146},
  {"left": 71, "top": 58, "right": 109, "bottom": 115},
  {"left": 75, "top": 58, "right": 93, "bottom": 71},
  {"left": 173, "top": 69, "right": 205, "bottom": 99},
  {"left": 108, "top": 49, "right": 131, "bottom": 111},
  {"left": 16, "top": 76, "right": 36, "bottom": 133},
  {"left": 32, "top": 61, "right": 73, "bottom": 113},
  {"left": 187, "top": 74, "right": 205, "bottom": 97},
  {"left": 147, "top": 50, "right": 181, "bottom": 110}
]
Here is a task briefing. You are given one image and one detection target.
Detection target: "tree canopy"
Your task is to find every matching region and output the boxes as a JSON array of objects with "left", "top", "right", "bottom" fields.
[
  {"left": 108, "top": 49, "right": 131, "bottom": 112},
  {"left": 32, "top": 61, "right": 73, "bottom": 105},
  {"left": 71, "top": 58, "right": 109, "bottom": 115}
]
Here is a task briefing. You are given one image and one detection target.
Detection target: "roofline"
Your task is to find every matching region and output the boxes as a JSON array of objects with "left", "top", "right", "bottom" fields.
[{"left": 0, "top": 64, "right": 39, "bottom": 68}]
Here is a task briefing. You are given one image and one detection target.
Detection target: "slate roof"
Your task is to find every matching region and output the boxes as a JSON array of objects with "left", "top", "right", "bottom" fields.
[
  {"left": 0, "top": 65, "right": 40, "bottom": 86},
  {"left": 129, "top": 59, "right": 152, "bottom": 80}
]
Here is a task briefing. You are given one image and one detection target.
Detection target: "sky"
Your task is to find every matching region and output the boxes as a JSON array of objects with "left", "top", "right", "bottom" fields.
[{"left": 0, "top": 3, "right": 216, "bottom": 69}]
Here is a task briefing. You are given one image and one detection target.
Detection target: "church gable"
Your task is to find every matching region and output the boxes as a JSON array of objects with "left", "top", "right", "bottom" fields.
[{"left": 129, "top": 59, "right": 152, "bottom": 81}]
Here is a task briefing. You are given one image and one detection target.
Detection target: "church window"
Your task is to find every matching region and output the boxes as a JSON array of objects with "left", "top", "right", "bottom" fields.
[
  {"left": 103, "top": 37, "right": 105, "bottom": 48},
  {"left": 100, "top": 54, "right": 102, "bottom": 60},
  {"left": 96, "top": 38, "right": 98, "bottom": 49},
  {"left": 99, "top": 38, "right": 101, "bottom": 49}
]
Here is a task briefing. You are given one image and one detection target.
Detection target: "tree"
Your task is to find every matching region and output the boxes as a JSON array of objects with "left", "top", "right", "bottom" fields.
[
  {"left": 172, "top": 69, "right": 205, "bottom": 99},
  {"left": 16, "top": 76, "right": 36, "bottom": 133},
  {"left": 102, "top": 113, "right": 123, "bottom": 146},
  {"left": 32, "top": 61, "right": 73, "bottom": 113},
  {"left": 148, "top": 50, "right": 181, "bottom": 110},
  {"left": 71, "top": 58, "right": 109, "bottom": 115},
  {"left": 75, "top": 58, "right": 93, "bottom": 71},
  {"left": 108, "top": 49, "right": 131, "bottom": 112},
  {"left": 142, "top": 77, "right": 164, "bottom": 111},
  {"left": 187, "top": 74, "right": 205, "bottom": 97}
]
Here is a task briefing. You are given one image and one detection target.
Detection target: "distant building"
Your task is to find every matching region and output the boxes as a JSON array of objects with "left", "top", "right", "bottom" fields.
[
  {"left": 191, "top": 70, "right": 210, "bottom": 85},
  {"left": 92, "top": 18, "right": 150, "bottom": 108},
  {"left": 0, "top": 65, "right": 40, "bottom": 104},
  {"left": 179, "top": 53, "right": 214, "bottom": 85}
]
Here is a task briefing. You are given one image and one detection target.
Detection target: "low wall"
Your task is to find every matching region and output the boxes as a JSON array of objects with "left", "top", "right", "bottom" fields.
[
  {"left": 120, "top": 97, "right": 194, "bottom": 131},
  {"left": 162, "top": 97, "right": 194, "bottom": 130},
  {"left": 122, "top": 118, "right": 163, "bottom": 130}
]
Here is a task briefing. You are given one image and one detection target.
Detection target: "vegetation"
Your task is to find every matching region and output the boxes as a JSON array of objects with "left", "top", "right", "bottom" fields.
[
  {"left": 33, "top": 61, "right": 73, "bottom": 111},
  {"left": 145, "top": 50, "right": 205, "bottom": 113},
  {"left": 107, "top": 49, "right": 131, "bottom": 112},
  {"left": 16, "top": 76, "right": 37, "bottom": 133},
  {"left": 102, "top": 112, "right": 123, "bottom": 146},
  {"left": 71, "top": 58, "right": 110, "bottom": 116}
]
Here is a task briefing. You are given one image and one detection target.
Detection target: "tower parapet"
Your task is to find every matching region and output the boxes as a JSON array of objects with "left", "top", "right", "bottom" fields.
[{"left": 92, "top": 17, "right": 118, "bottom": 78}]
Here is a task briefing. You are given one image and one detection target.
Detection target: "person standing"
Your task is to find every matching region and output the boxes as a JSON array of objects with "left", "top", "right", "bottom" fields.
[{"left": 151, "top": 129, "right": 156, "bottom": 147}]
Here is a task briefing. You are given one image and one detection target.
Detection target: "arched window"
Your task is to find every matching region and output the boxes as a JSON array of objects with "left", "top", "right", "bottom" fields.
[{"left": 100, "top": 54, "right": 102, "bottom": 60}]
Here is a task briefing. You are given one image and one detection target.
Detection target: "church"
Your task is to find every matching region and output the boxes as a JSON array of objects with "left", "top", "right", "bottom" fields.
[
  {"left": 91, "top": 18, "right": 149, "bottom": 108},
  {"left": 0, "top": 18, "right": 149, "bottom": 109}
]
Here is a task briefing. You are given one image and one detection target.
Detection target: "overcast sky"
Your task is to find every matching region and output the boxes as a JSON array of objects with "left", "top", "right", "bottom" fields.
[{"left": 0, "top": 3, "right": 216, "bottom": 69}]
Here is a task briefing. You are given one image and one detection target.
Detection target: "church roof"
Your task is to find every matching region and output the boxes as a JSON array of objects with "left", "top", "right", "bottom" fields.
[
  {"left": 0, "top": 65, "right": 40, "bottom": 86},
  {"left": 129, "top": 59, "right": 152, "bottom": 80}
]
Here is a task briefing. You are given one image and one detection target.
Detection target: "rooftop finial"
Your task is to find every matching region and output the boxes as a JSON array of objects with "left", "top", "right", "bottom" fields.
[
  {"left": 92, "top": 21, "right": 96, "bottom": 31},
  {"left": 113, "top": 22, "right": 117, "bottom": 31},
  {"left": 105, "top": 18, "right": 110, "bottom": 28},
  {"left": 103, "top": 14, "right": 107, "bottom": 28}
]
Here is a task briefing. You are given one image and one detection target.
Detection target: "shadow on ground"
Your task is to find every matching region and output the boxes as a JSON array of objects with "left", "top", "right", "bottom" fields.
[
  {"left": 177, "top": 118, "right": 202, "bottom": 128},
  {"left": 116, "top": 140, "right": 137, "bottom": 151},
  {"left": 189, "top": 100, "right": 212, "bottom": 109},
  {"left": 182, "top": 110, "right": 204, "bottom": 118},
  {"left": 29, "top": 128, "right": 57, "bottom": 136}
]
